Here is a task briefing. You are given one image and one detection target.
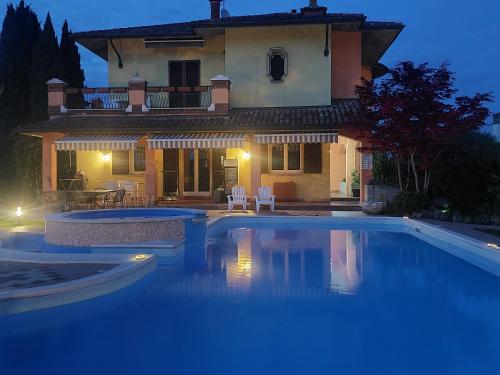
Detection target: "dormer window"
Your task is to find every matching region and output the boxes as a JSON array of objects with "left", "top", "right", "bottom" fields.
[{"left": 267, "top": 48, "right": 288, "bottom": 82}]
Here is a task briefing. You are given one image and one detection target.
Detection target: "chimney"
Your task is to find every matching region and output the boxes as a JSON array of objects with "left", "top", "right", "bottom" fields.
[
  {"left": 209, "top": 0, "right": 221, "bottom": 20},
  {"left": 301, "top": 0, "right": 327, "bottom": 16}
]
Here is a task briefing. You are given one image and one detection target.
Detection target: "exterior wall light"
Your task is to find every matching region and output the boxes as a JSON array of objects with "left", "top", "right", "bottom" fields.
[
  {"left": 242, "top": 152, "right": 251, "bottom": 160},
  {"left": 102, "top": 152, "right": 111, "bottom": 162}
]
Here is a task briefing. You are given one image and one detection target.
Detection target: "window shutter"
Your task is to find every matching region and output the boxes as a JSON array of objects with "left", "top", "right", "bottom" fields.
[
  {"left": 260, "top": 144, "right": 269, "bottom": 173},
  {"left": 304, "top": 144, "right": 322, "bottom": 173}
]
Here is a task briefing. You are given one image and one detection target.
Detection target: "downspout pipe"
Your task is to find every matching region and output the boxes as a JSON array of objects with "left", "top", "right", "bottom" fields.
[{"left": 110, "top": 39, "right": 123, "bottom": 69}]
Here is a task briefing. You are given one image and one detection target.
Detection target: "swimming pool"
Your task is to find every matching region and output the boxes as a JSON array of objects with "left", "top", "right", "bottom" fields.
[{"left": 1, "top": 217, "right": 500, "bottom": 374}]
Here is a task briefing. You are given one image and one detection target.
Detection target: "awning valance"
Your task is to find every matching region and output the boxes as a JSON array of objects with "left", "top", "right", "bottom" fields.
[
  {"left": 148, "top": 133, "right": 246, "bottom": 149},
  {"left": 255, "top": 132, "right": 338, "bottom": 144},
  {"left": 55, "top": 134, "right": 143, "bottom": 151}
]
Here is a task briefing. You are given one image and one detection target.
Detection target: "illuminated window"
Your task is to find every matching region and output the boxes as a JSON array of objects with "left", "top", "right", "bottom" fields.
[
  {"left": 269, "top": 144, "right": 302, "bottom": 173},
  {"left": 267, "top": 48, "right": 288, "bottom": 82},
  {"left": 133, "top": 146, "right": 145, "bottom": 172}
]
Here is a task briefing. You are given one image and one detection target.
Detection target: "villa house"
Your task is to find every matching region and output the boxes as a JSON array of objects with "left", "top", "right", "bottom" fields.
[{"left": 21, "top": 0, "right": 403, "bottom": 204}]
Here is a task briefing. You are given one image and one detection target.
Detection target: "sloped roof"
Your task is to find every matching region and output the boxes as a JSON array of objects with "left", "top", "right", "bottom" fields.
[
  {"left": 20, "top": 100, "right": 364, "bottom": 134},
  {"left": 72, "top": 12, "right": 404, "bottom": 64}
]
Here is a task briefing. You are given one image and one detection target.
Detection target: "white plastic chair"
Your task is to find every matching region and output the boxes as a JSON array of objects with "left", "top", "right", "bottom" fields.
[
  {"left": 227, "top": 186, "right": 248, "bottom": 212},
  {"left": 254, "top": 186, "right": 276, "bottom": 213}
]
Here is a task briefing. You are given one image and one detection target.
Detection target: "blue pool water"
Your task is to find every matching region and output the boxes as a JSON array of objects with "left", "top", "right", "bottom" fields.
[{"left": 1, "top": 219, "right": 500, "bottom": 374}]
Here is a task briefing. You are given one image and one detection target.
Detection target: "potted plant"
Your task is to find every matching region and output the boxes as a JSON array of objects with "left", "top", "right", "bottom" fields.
[{"left": 351, "top": 170, "right": 360, "bottom": 198}]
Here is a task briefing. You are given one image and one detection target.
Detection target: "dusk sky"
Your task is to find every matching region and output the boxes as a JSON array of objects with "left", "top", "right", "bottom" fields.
[{"left": 2, "top": 0, "right": 499, "bottom": 116}]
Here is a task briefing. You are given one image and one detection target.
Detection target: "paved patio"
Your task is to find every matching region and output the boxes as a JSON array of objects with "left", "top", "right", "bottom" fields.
[{"left": 0, "top": 261, "right": 116, "bottom": 292}]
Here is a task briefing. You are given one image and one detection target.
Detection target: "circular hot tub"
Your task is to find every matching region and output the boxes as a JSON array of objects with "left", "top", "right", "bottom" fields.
[{"left": 45, "top": 209, "right": 207, "bottom": 247}]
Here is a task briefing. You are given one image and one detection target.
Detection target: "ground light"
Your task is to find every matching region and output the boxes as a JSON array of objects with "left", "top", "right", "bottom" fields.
[
  {"left": 135, "top": 254, "right": 147, "bottom": 261},
  {"left": 16, "top": 206, "right": 22, "bottom": 225}
]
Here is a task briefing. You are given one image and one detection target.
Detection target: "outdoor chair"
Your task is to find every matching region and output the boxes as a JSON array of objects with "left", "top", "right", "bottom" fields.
[
  {"left": 227, "top": 186, "right": 248, "bottom": 212},
  {"left": 104, "top": 189, "right": 126, "bottom": 209},
  {"left": 119, "top": 180, "right": 138, "bottom": 206},
  {"left": 254, "top": 186, "right": 276, "bottom": 213}
]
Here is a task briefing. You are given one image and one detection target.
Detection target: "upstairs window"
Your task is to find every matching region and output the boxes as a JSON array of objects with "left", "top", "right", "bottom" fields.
[{"left": 267, "top": 48, "right": 288, "bottom": 82}]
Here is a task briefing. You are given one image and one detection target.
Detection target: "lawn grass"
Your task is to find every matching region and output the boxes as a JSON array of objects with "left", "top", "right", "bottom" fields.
[
  {"left": 0, "top": 218, "right": 44, "bottom": 228},
  {"left": 475, "top": 228, "right": 500, "bottom": 239}
]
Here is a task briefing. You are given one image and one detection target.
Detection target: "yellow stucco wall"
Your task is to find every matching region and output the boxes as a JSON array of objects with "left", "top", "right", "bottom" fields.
[
  {"left": 76, "top": 151, "right": 145, "bottom": 191},
  {"left": 225, "top": 25, "right": 332, "bottom": 108},
  {"left": 330, "top": 136, "right": 360, "bottom": 193},
  {"left": 107, "top": 35, "right": 225, "bottom": 87},
  {"left": 261, "top": 144, "right": 331, "bottom": 202}
]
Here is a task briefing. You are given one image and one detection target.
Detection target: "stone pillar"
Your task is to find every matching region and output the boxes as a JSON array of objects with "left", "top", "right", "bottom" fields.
[
  {"left": 249, "top": 136, "right": 261, "bottom": 197},
  {"left": 209, "top": 75, "right": 231, "bottom": 114},
  {"left": 127, "top": 73, "right": 149, "bottom": 113},
  {"left": 360, "top": 153, "right": 374, "bottom": 202},
  {"left": 144, "top": 145, "right": 157, "bottom": 206},
  {"left": 42, "top": 133, "right": 63, "bottom": 192},
  {"left": 47, "top": 78, "right": 67, "bottom": 117}
]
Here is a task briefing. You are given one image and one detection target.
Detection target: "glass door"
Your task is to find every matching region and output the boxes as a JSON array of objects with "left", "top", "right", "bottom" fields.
[
  {"left": 183, "top": 149, "right": 195, "bottom": 192},
  {"left": 198, "top": 149, "right": 210, "bottom": 192},
  {"left": 168, "top": 60, "right": 201, "bottom": 108}
]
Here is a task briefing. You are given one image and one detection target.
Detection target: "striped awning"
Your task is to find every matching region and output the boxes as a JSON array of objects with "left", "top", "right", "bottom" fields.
[
  {"left": 255, "top": 132, "right": 338, "bottom": 144},
  {"left": 148, "top": 133, "right": 246, "bottom": 149},
  {"left": 55, "top": 134, "right": 143, "bottom": 151}
]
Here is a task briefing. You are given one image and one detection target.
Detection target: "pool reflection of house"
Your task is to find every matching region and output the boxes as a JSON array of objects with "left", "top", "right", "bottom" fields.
[
  {"left": 20, "top": 0, "right": 403, "bottom": 204},
  {"left": 208, "top": 227, "right": 365, "bottom": 294}
]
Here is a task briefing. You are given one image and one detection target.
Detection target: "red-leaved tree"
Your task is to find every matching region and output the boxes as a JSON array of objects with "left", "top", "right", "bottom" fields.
[{"left": 354, "top": 61, "right": 492, "bottom": 193}]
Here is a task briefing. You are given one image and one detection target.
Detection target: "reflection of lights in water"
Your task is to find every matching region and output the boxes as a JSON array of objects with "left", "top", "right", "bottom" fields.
[{"left": 329, "top": 230, "right": 362, "bottom": 295}]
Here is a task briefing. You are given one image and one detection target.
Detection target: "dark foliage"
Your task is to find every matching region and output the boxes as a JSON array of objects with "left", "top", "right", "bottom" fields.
[
  {"left": 432, "top": 132, "right": 500, "bottom": 215},
  {"left": 30, "top": 12, "right": 62, "bottom": 122},
  {"left": 389, "top": 192, "right": 429, "bottom": 216}
]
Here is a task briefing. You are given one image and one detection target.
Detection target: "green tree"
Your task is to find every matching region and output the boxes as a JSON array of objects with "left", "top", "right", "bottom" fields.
[
  {"left": 0, "top": 1, "right": 41, "bottom": 196},
  {"left": 30, "top": 12, "right": 62, "bottom": 122},
  {"left": 60, "top": 20, "right": 84, "bottom": 88}
]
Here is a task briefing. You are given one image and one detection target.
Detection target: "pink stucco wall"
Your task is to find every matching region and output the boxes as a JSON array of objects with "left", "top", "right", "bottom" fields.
[{"left": 331, "top": 31, "right": 362, "bottom": 99}]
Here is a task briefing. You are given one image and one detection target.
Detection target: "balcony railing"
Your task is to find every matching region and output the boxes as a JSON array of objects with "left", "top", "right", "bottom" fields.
[
  {"left": 48, "top": 75, "right": 230, "bottom": 116},
  {"left": 65, "top": 88, "right": 129, "bottom": 110},
  {"left": 146, "top": 87, "right": 212, "bottom": 109}
]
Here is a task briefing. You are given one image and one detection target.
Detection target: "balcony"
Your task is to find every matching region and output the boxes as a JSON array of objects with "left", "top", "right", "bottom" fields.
[{"left": 47, "top": 75, "right": 228, "bottom": 117}]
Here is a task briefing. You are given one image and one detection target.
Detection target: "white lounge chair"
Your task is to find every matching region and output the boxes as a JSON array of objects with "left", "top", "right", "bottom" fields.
[
  {"left": 227, "top": 186, "right": 248, "bottom": 212},
  {"left": 254, "top": 186, "right": 276, "bottom": 213}
]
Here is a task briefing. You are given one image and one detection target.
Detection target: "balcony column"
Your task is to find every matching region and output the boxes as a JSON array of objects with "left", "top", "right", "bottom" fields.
[
  {"left": 126, "top": 73, "right": 149, "bottom": 113},
  {"left": 360, "top": 152, "right": 373, "bottom": 202},
  {"left": 47, "top": 78, "right": 68, "bottom": 118},
  {"left": 249, "top": 136, "right": 261, "bottom": 197},
  {"left": 42, "top": 133, "right": 63, "bottom": 192},
  {"left": 209, "top": 75, "right": 231, "bottom": 114},
  {"left": 144, "top": 145, "right": 157, "bottom": 206}
]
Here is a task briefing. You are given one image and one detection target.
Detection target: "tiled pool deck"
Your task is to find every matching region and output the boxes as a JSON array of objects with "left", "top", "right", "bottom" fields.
[{"left": 0, "top": 261, "right": 116, "bottom": 292}]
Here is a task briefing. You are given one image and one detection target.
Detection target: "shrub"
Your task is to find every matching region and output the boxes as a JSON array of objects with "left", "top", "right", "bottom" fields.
[{"left": 390, "top": 192, "right": 429, "bottom": 216}]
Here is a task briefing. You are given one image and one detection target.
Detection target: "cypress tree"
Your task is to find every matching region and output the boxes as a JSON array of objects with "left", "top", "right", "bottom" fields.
[
  {"left": 0, "top": 1, "right": 41, "bottom": 195},
  {"left": 60, "top": 20, "right": 85, "bottom": 88},
  {"left": 0, "top": 1, "right": 41, "bottom": 129},
  {"left": 30, "top": 12, "right": 62, "bottom": 122}
]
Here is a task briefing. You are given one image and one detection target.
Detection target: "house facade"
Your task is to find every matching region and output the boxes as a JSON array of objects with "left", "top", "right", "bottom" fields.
[{"left": 22, "top": 0, "right": 403, "bottom": 204}]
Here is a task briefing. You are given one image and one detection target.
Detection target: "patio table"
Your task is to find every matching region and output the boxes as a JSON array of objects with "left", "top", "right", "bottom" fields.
[{"left": 65, "top": 190, "right": 118, "bottom": 210}]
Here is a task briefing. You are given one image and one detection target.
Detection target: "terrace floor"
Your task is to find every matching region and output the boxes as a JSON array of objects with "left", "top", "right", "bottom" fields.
[{"left": 0, "top": 261, "right": 116, "bottom": 292}]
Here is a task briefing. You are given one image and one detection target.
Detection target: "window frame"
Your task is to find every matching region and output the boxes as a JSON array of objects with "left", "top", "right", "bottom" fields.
[
  {"left": 132, "top": 146, "right": 146, "bottom": 174},
  {"left": 267, "top": 47, "right": 288, "bottom": 83},
  {"left": 267, "top": 144, "right": 303, "bottom": 175}
]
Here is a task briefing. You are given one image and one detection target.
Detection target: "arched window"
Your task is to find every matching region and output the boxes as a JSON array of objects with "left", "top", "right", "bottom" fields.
[{"left": 267, "top": 48, "right": 288, "bottom": 82}]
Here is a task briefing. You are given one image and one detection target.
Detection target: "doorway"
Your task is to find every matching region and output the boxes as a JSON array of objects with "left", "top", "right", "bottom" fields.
[
  {"left": 169, "top": 60, "right": 201, "bottom": 108},
  {"left": 163, "top": 149, "right": 179, "bottom": 196}
]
